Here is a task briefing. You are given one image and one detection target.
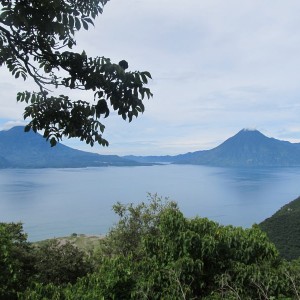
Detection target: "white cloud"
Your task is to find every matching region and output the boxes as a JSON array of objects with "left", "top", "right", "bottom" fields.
[{"left": 0, "top": 120, "right": 27, "bottom": 131}]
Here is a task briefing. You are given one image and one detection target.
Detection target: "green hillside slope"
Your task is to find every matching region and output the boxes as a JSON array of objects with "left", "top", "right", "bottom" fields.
[{"left": 259, "top": 196, "right": 300, "bottom": 260}]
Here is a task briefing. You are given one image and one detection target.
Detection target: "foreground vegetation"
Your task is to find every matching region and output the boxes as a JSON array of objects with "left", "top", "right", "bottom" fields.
[
  {"left": 260, "top": 196, "right": 300, "bottom": 260},
  {"left": 1, "top": 194, "right": 300, "bottom": 299}
]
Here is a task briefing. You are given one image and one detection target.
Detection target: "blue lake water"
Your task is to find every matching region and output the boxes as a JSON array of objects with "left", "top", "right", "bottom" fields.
[{"left": 0, "top": 165, "right": 300, "bottom": 241}]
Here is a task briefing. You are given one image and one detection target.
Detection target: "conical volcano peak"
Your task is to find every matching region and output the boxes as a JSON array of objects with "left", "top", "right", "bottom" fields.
[
  {"left": 242, "top": 128, "right": 258, "bottom": 132},
  {"left": 173, "top": 128, "right": 300, "bottom": 167},
  {"left": 229, "top": 128, "right": 268, "bottom": 142},
  {"left": 238, "top": 128, "right": 263, "bottom": 135}
]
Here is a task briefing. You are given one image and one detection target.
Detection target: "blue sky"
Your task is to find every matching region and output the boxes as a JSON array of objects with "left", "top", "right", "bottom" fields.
[{"left": 1, "top": 0, "right": 300, "bottom": 155}]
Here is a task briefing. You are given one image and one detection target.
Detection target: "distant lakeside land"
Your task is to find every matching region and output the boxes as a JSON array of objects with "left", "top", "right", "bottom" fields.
[{"left": 1, "top": 126, "right": 300, "bottom": 168}]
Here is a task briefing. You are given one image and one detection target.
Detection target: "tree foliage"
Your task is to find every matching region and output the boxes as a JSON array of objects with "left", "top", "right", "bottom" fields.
[
  {"left": 97, "top": 193, "right": 179, "bottom": 260},
  {"left": 0, "top": 0, "right": 152, "bottom": 146},
  {"left": 33, "top": 239, "right": 93, "bottom": 285},
  {"left": 3, "top": 197, "right": 300, "bottom": 299},
  {"left": 0, "top": 222, "right": 35, "bottom": 299},
  {"left": 0, "top": 223, "right": 94, "bottom": 299}
]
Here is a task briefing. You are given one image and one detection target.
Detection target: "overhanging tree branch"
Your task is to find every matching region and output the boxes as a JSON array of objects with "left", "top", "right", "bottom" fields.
[{"left": 0, "top": 0, "right": 152, "bottom": 147}]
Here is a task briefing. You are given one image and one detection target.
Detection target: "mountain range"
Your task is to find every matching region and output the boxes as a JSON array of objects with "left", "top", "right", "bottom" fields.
[
  {"left": 1, "top": 127, "right": 300, "bottom": 168},
  {"left": 126, "top": 129, "right": 300, "bottom": 167},
  {"left": 0, "top": 126, "right": 143, "bottom": 168}
]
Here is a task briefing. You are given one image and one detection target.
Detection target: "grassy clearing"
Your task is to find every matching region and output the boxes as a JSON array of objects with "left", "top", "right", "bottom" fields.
[{"left": 34, "top": 233, "right": 104, "bottom": 253}]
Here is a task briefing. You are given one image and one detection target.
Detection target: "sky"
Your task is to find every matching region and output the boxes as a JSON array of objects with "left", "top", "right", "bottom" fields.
[{"left": 1, "top": 0, "right": 300, "bottom": 155}]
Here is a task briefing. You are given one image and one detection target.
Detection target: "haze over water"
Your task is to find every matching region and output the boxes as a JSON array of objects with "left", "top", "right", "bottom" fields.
[{"left": 1, "top": 165, "right": 300, "bottom": 241}]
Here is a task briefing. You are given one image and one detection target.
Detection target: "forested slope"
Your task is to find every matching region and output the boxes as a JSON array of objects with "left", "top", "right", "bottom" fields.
[{"left": 260, "top": 196, "right": 300, "bottom": 260}]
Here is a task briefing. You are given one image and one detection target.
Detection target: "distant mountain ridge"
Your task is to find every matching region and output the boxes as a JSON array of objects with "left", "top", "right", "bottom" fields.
[
  {"left": 175, "top": 129, "right": 300, "bottom": 167},
  {"left": 2, "top": 127, "right": 300, "bottom": 168},
  {"left": 125, "top": 129, "right": 300, "bottom": 167},
  {"left": 0, "top": 126, "right": 143, "bottom": 168}
]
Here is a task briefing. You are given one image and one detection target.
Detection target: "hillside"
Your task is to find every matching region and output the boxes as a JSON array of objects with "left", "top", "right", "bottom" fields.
[
  {"left": 127, "top": 129, "right": 300, "bottom": 167},
  {"left": 2, "top": 127, "right": 300, "bottom": 168},
  {"left": 0, "top": 126, "right": 142, "bottom": 168},
  {"left": 259, "top": 196, "right": 300, "bottom": 260}
]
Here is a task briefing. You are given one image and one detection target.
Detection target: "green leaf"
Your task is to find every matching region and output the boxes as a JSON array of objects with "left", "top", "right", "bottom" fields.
[
  {"left": 69, "top": 15, "right": 74, "bottom": 28},
  {"left": 143, "top": 71, "right": 152, "bottom": 79},
  {"left": 25, "top": 92, "right": 31, "bottom": 103},
  {"left": 144, "top": 88, "right": 153, "bottom": 98},
  {"left": 0, "top": 10, "right": 11, "bottom": 21},
  {"left": 134, "top": 73, "right": 142, "bottom": 85},
  {"left": 68, "top": 40, "right": 74, "bottom": 48},
  {"left": 100, "top": 124, "right": 105, "bottom": 133},
  {"left": 31, "top": 93, "right": 36, "bottom": 103},
  {"left": 75, "top": 17, "right": 81, "bottom": 30},
  {"left": 63, "top": 13, "right": 68, "bottom": 26},
  {"left": 84, "top": 18, "right": 94, "bottom": 26},
  {"left": 82, "top": 19, "right": 89, "bottom": 30},
  {"left": 140, "top": 73, "right": 148, "bottom": 84},
  {"left": 16, "top": 92, "right": 22, "bottom": 102},
  {"left": 50, "top": 137, "right": 57, "bottom": 147}
]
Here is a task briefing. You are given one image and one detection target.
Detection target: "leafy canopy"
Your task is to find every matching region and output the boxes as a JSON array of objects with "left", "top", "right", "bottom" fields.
[
  {"left": 0, "top": 222, "right": 35, "bottom": 299},
  {"left": 19, "top": 196, "right": 300, "bottom": 299},
  {"left": 0, "top": 0, "right": 152, "bottom": 146},
  {"left": 3, "top": 197, "right": 300, "bottom": 299}
]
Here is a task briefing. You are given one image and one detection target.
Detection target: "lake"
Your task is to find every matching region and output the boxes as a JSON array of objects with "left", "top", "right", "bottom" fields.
[{"left": 0, "top": 165, "right": 300, "bottom": 241}]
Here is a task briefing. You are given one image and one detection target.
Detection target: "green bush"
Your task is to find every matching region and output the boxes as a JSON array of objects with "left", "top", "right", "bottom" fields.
[
  {"left": 33, "top": 239, "right": 93, "bottom": 285},
  {"left": 5, "top": 195, "right": 300, "bottom": 299},
  {"left": 0, "top": 223, "right": 35, "bottom": 300}
]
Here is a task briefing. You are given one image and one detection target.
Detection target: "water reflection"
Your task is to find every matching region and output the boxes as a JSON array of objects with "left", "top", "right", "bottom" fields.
[{"left": 0, "top": 165, "right": 300, "bottom": 241}]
